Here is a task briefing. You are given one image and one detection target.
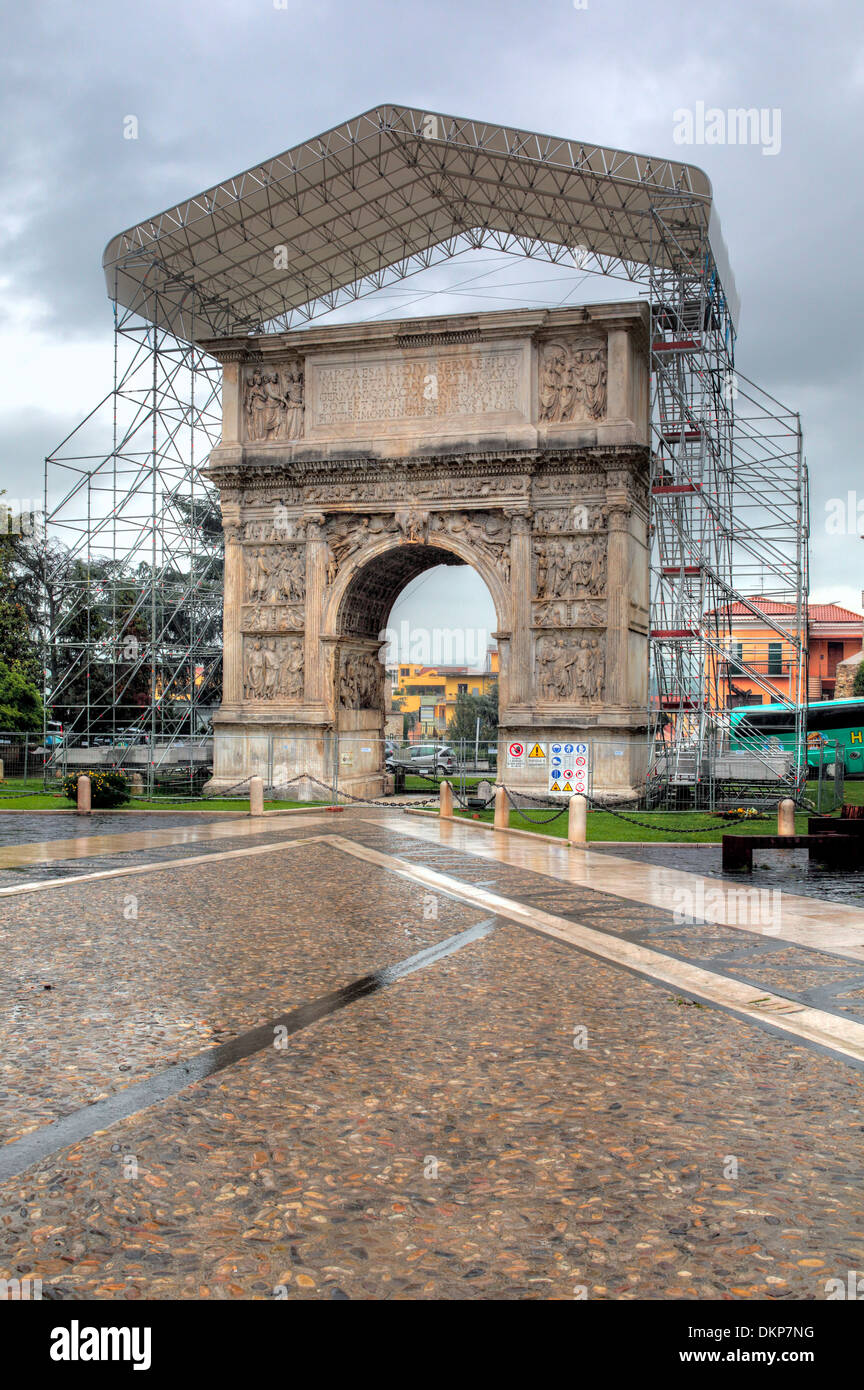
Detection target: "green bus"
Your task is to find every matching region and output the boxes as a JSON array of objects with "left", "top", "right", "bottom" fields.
[{"left": 729, "top": 697, "right": 864, "bottom": 775}]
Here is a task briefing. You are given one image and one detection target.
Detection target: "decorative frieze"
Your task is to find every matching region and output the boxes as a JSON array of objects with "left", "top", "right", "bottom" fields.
[
  {"left": 242, "top": 604, "right": 304, "bottom": 633},
  {"left": 533, "top": 599, "right": 607, "bottom": 630}
]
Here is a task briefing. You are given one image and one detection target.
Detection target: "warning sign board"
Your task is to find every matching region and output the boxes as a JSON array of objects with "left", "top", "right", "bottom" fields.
[
  {"left": 506, "top": 741, "right": 526, "bottom": 768},
  {"left": 528, "top": 742, "right": 547, "bottom": 760},
  {"left": 548, "top": 740, "right": 590, "bottom": 796}
]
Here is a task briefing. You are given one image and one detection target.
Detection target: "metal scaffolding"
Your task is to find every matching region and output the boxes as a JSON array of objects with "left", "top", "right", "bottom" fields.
[
  {"left": 43, "top": 103, "right": 808, "bottom": 798},
  {"left": 43, "top": 281, "right": 224, "bottom": 763}
]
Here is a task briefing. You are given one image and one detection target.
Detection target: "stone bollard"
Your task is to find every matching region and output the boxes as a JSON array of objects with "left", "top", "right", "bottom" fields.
[
  {"left": 249, "top": 776, "right": 264, "bottom": 817},
  {"left": 77, "top": 774, "right": 92, "bottom": 814},
  {"left": 0, "top": 757, "right": 4, "bottom": 783},
  {"left": 129, "top": 773, "right": 144, "bottom": 795},
  {"left": 439, "top": 779, "right": 453, "bottom": 819},
  {"left": 493, "top": 784, "right": 509, "bottom": 832},
  {"left": 778, "top": 798, "right": 795, "bottom": 837},
  {"left": 568, "top": 794, "right": 588, "bottom": 844}
]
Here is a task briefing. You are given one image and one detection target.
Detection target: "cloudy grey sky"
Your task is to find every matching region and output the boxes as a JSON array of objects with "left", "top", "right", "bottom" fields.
[{"left": 2, "top": 0, "right": 862, "bottom": 649}]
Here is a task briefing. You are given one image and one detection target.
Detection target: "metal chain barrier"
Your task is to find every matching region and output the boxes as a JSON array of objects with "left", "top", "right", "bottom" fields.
[
  {"left": 452, "top": 785, "right": 496, "bottom": 810},
  {"left": 584, "top": 792, "right": 773, "bottom": 834},
  {"left": 501, "top": 785, "right": 569, "bottom": 825}
]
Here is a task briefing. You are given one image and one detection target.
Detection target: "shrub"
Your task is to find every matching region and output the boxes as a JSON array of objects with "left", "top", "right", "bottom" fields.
[
  {"left": 853, "top": 661, "right": 864, "bottom": 697},
  {"left": 0, "top": 658, "right": 43, "bottom": 731},
  {"left": 61, "top": 768, "right": 130, "bottom": 808}
]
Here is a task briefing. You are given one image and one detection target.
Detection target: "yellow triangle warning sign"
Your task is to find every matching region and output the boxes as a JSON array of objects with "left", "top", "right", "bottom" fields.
[
  {"left": 562, "top": 781, "right": 573, "bottom": 792},
  {"left": 528, "top": 742, "right": 546, "bottom": 758},
  {"left": 550, "top": 781, "right": 561, "bottom": 792}
]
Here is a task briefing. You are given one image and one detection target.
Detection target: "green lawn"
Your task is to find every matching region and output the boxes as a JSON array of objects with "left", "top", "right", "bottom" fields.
[
  {"left": 452, "top": 807, "right": 821, "bottom": 842},
  {"left": 2, "top": 768, "right": 860, "bottom": 833},
  {"left": 0, "top": 778, "right": 327, "bottom": 812},
  {"left": 445, "top": 775, "right": 863, "bottom": 843}
]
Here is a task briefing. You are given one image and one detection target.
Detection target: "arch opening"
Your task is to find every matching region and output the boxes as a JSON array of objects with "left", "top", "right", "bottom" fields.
[{"left": 332, "top": 542, "right": 502, "bottom": 791}]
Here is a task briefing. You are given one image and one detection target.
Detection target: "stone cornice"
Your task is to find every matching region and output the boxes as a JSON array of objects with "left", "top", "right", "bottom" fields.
[
  {"left": 200, "top": 301, "right": 650, "bottom": 363},
  {"left": 207, "top": 443, "right": 651, "bottom": 492}
]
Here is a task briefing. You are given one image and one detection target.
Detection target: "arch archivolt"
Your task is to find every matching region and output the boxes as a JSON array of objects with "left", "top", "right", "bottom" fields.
[{"left": 322, "top": 522, "right": 512, "bottom": 643}]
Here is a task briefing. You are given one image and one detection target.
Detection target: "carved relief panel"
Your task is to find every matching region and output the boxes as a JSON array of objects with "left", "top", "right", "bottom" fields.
[
  {"left": 242, "top": 635, "right": 304, "bottom": 702},
  {"left": 244, "top": 360, "right": 304, "bottom": 442},
  {"left": 533, "top": 504, "right": 608, "bottom": 534},
  {"left": 339, "top": 648, "right": 384, "bottom": 709},
  {"left": 535, "top": 632, "right": 606, "bottom": 703},
  {"left": 244, "top": 545, "right": 305, "bottom": 604},
  {"left": 428, "top": 510, "right": 511, "bottom": 581},
  {"left": 534, "top": 536, "right": 607, "bottom": 600},
  {"left": 538, "top": 338, "right": 608, "bottom": 423}
]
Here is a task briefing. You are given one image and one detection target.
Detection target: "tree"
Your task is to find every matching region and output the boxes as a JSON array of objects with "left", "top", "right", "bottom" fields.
[
  {"left": 0, "top": 658, "right": 43, "bottom": 731},
  {"left": 0, "top": 506, "right": 41, "bottom": 687},
  {"left": 853, "top": 661, "right": 864, "bottom": 697},
  {"left": 446, "top": 684, "right": 499, "bottom": 742}
]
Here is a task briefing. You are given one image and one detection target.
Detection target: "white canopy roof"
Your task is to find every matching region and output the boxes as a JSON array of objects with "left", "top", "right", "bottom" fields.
[{"left": 103, "top": 103, "right": 736, "bottom": 342}]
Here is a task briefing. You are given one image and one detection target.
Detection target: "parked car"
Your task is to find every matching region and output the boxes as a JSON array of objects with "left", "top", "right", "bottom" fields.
[
  {"left": 116, "top": 727, "right": 150, "bottom": 746},
  {"left": 387, "top": 743, "right": 456, "bottom": 775}
]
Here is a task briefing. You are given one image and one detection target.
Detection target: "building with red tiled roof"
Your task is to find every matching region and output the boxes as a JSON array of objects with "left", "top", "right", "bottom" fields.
[{"left": 711, "top": 598, "right": 863, "bottom": 706}]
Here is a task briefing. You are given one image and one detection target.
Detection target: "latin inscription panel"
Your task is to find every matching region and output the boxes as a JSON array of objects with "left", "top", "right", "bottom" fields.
[{"left": 306, "top": 342, "right": 530, "bottom": 437}]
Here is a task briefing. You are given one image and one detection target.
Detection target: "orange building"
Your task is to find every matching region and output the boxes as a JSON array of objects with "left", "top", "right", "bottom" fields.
[
  {"left": 389, "top": 649, "right": 499, "bottom": 736},
  {"left": 715, "top": 600, "right": 862, "bottom": 707}
]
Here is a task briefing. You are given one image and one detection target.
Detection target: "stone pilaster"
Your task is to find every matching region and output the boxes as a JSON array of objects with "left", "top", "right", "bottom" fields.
[
  {"left": 508, "top": 508, "right": 533, "bottom": 705},
  {"left": 604, "top": 495, "right": 631, "bottom": 707},
  {"left": 303, "top": 513, "right": 328, "bottom": 704},
  {"left": 606, "top": 328, "right": 631, "bottom": 422},
  {"left": 221, "top": 509, "right": 244, "bottom": 704}
]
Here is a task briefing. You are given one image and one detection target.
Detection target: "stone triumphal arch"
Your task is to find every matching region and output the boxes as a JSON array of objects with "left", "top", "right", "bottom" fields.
[{"left": 203, "top": 302, "right": 651, "bottom": 799}]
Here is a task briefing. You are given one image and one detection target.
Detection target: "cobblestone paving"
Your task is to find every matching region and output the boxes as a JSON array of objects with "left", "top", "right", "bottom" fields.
[
  {"left": 347, "top": 821, "right": 864, "bottom": 1023},
  {"left": 1, "top": 810, "right": 863, "bottom": 1300}
]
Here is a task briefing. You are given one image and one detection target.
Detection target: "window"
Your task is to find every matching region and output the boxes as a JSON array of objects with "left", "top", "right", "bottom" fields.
[
  {"left": 728, "top": 642, "right": 745, "bottom": 675},
  {"left": 457, "top": 683, "right": 467, "bottom": 694},
  {"left": 767, "top": 642, "right": 783, "bottom": 676}
]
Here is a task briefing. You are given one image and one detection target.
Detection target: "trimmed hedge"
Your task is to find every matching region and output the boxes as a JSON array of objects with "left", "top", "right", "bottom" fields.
[{"left": 61, "top": 769, "right": 130, "bottom": 808}]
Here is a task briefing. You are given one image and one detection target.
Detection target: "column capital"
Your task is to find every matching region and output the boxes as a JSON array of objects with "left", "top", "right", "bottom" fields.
[{"left": 508, "top": 507, "right": 534, "bottom": 535}]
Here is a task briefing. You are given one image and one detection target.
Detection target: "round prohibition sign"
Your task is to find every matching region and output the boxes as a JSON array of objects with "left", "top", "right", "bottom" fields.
[{"left": 508, "top": 742, "right": 524, "bottom": 758}]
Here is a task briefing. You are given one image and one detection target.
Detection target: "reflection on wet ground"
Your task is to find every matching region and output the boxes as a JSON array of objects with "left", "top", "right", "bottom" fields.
[{"left": 589, "top": 841, "right": 864, "bottom": 906}]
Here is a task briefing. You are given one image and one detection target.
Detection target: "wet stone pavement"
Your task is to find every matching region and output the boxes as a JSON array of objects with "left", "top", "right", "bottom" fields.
[
  {"left": 1, "top": 809, "right": 863, "bottom": 1300},
  {"left": 589, "top": 839, "right": 864, "bottom": 908}
]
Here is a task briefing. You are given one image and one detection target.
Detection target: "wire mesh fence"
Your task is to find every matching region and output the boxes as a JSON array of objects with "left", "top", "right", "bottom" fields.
[{"left": 0, "top": 728, "right": 853, "bottom": 819}]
